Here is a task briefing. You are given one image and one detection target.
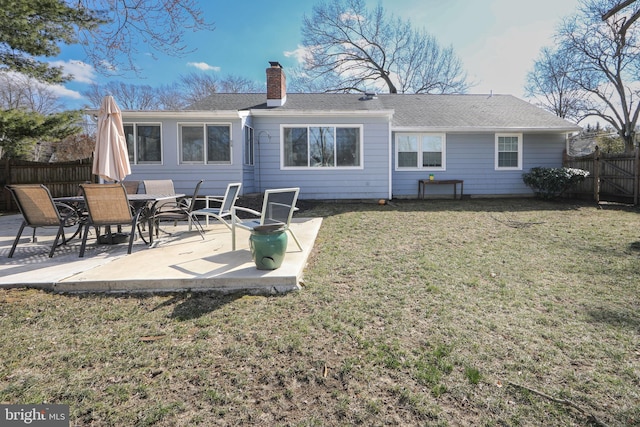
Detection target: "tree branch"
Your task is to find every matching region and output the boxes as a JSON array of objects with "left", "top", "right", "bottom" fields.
[{"left": 507, "top": 381, "right": 610, "bottom": 427}]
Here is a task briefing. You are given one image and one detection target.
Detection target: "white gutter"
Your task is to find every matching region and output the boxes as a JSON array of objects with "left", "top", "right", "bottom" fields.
[
  {"left": 392, "top": 125, "right": 582, "bottom": 133},
  {"left": 85, "top": 109, "right": 243, "bottom": 119},
  {"left": 250, "top": 109, "right": 395, "bottom": 119}
]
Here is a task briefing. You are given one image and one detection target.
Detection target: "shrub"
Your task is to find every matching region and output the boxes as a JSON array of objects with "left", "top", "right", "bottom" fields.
[{"left": 522, "top": 167, "right": 590, "bottom": 199}]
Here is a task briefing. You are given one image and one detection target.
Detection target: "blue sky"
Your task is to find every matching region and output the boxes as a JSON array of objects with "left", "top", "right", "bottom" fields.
[{"left": 53, "top": 0, "right": 582, "bottom": 109}]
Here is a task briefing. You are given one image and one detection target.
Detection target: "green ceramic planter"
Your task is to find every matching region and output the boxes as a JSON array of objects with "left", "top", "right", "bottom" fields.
[{"left": 249, "top": 225, "right": 288, "bottom": 270}]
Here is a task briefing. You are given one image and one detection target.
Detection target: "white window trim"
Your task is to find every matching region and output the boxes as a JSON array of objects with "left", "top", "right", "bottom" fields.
[
  {"left": 280, "top": 124, "right": 364, "bottom": 170},
  {"left": 123, "top": 122, "right": 163, "bottom": 165},
  {"left": 177, "top": 122, "right": 233, "bottom": 165},
  {"left": 395, "top": 132, "right": 446, "bottom": 171},
  {"left": 495, "top": 133, "right": 523, "bottom": 171}
]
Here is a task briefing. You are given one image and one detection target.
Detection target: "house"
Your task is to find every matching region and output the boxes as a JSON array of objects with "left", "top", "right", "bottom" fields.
[{"left": 119, "top": 62, "right": 580, "bottom": 200}]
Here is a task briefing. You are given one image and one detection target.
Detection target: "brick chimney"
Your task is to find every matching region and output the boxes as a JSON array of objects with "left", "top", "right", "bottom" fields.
[{"left": 266, "top": 61, "right": 286, "bottom": 107}]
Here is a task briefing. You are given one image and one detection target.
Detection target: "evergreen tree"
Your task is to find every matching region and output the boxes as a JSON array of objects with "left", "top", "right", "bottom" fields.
[
  {"left": 0, "top": 0, "right": 101, "bottom": 83},
  {"left": 0, "top": 109, "right": 81, "bottom": 159}
]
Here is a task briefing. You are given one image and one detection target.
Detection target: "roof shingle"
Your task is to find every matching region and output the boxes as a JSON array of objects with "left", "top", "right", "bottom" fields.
[{"left": 187, "top": 93, "right": 579, "bottom": 131}]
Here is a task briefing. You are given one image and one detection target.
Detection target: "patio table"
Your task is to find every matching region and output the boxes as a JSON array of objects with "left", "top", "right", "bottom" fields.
[{"left": 54, "top": 193, "right": 184, "bottom": 246}]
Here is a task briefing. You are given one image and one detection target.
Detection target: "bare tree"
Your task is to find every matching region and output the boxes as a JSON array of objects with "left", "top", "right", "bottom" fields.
[
  {"left": 76, "top": 0, "right": 214, "bottom": 76},
  {"left": 0, "top": 1, "right": 213, "bottom": 82},
  {"left": 178, "top": 72, "right": 262, "bottom": 106},
  {"left": 83, "top": 81, "right": 161, "bottom": 109},
  {"left": 601, "top": 0, "right": 640, "bottom": 35},
  {"left": 298, "top": 0, "right": 469, "bottom": 94},
  {"left": 82, "top": 73, "right": 263, "bottom": 111},
  {"left": 557, "top": 0, "right": 640, "bottom": 151},
  {"left": 0, "top": 72, "right": 64, "bottom": 114},
  {"left": 525, "top": 47, "right": 589, "bottom": 122},
  {"left": 178, "top": 72, "right": 221, "bottom": 106},
  {"left": 53, "top": 133, "right": 95, "bottom": 161},
  {"left": 155, "top": 83, "right": 190, "bottom": 110},
  {"left": 218, "top": 75, "right": 262, "bottom": 93}
]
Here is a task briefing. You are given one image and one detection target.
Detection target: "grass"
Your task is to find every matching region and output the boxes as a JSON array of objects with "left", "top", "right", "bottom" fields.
[{"left": 1, "top": 198, "right": 639, "bottom": 426}]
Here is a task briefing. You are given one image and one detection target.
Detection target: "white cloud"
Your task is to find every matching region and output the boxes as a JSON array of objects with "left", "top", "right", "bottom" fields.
[
  {"left": 49, "top": 60, "right": 96, "bottom": 84},
  {"left": 0, "top": 70, "right": 84, "bottom": 100},
  {"left": 47, "top": 84, "right": 84, "bottom": 100},
  {"left": 284, "top": 45, "right": 313, "bottom": 64},
  {"left": 187, "top": 62, "right": 221, "bottom": 72}
]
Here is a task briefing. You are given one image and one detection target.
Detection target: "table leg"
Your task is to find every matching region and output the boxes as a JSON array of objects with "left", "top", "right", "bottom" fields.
[{"left": 131, "top": 202, "right": 152, "bottom": 245}]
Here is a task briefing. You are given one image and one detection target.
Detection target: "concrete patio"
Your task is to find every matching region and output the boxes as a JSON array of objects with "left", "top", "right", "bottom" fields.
[{"left": 0, "top": 213, "right": 322, "bottom": 294}]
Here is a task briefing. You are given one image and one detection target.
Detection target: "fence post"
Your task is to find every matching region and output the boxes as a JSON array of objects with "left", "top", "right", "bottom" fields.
[
  {"left": 594, "top": 146, "right": 600, "bottom": 203},
  {"left": 635, "top": 146, "right": 639, "bottom": 205}
]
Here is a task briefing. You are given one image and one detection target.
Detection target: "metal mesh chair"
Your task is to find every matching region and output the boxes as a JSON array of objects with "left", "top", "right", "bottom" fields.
[
  {"left": 142, "top": 179, "right": 176, "bottom": 206},
  {"left": 191, "top": 182, "right": 242, "bottom": 230},
  {"left": 122, "top": 180, "right": 140, "bottom": 194},
  {"left": 151, "top": 180, "right": 205, "bottom": 239},
  {"left": 79, "top": 183, "right": 141, "bottom": 257},
  {"left": 5, "top": 184, "right": 69, "bottom": 258},
  {"left": 231, "top": 187, "right": 302, "bottom": 251}
]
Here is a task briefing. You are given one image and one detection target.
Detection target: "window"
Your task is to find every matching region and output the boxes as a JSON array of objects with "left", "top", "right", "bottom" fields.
[
  {"left": 396, "top": 133, "right": 445, "bottom": 170},
  {"left": 495, "top": 133, "right": 522, "bottom": 170},
  {"left": 124, "top": 123, "right": 162, "bottom": 164},
  {"left": 244, "top": 126, "right": 254, "bottom": 166},
  {"left": 282, "top": 125, "right": 361, "bottom": 168},
  {"left": 179, "top": 124, "right": 231, "bottom": 164}
]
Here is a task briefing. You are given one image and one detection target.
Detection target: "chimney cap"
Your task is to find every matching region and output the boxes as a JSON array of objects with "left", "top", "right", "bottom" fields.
[{"left": 269, "top": 61, "right": 282, "bottom": 68}]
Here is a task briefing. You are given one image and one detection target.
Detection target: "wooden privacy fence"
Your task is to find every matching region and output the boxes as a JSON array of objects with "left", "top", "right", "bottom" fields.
[
  {"left": 563, "top": 147, "right": 640, "bottom": 204},
  {"left": 0, "top": 157, "right": 94, "bottom": 211}
]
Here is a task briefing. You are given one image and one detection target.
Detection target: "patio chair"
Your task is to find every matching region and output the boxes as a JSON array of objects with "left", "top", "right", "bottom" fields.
[
  {"left": 142, "top": 179, "right": 176, "bottom": 210},
  {"left": 5, "top": 184, "right": 69, "bottom": 258},
  {"left": 231, "top": 187, "right": 302, "bottom": 251},
  {"left": 191, "top": 182, "right": 242, "bottom": 231},
  {"left": 122, "top": 180, "right": 140, "bottom": 194},
  {"left": 151, "top": 179, "right": 205, "bottom": 239},
  {"left": 79, "top": 183, "right": 142, "bottom": 257}
]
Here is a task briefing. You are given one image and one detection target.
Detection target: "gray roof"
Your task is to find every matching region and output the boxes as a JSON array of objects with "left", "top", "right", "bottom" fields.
[{"left": 188, "top": 93, "right": 580, "bottom": 132}]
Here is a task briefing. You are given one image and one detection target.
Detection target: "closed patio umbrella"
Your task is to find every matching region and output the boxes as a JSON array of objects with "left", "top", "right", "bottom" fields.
[{"left": 92, "top": 95, "right": 131, "bottom": 182}]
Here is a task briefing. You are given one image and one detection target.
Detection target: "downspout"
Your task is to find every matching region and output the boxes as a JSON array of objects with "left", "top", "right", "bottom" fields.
[{"left": 388, "top": 117, "right": 393, "bottom": 200}]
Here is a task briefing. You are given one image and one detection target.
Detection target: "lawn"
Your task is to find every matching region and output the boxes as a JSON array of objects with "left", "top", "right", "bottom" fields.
[{"left": 1, "top": 198, "right": 639, "bottom": 426}]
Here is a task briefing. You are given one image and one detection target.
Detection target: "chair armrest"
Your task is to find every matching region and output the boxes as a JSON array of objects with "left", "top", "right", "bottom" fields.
[
  {"left": 199, "top": 195, "right": 224, "bottom": 208},
  {"left": 232, "top": 206, "right": 261, "bottom": 218}
]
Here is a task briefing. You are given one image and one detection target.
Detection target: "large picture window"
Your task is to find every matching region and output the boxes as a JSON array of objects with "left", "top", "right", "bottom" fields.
[
  {"left": 123, "top": 123, "right": 162, "bottom": 164},
  {"left": 396, "top": 133, "right": 445, "bottom": 170},
  {"left": 282, "top": 125, "right": 361, "bottom": 168},
  {"left": 495, "top": 133, "right": 522, "bottom": 170},
  {"left": 179, "top": 124, "right": 231, "bottom": 164}
]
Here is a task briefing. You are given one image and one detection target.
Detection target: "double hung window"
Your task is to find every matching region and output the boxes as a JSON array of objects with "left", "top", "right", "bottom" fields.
[
  {"left": 495, "top": 133, "right": 522, "bottom": 170},
  {"left": 396, "top": 133, "right": 445, "bottom": 170}
]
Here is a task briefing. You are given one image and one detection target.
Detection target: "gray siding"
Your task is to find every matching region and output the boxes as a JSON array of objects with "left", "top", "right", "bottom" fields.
[
  {"left": 251, "top": 116, "right": 391, "bottom": 200},
  {"left": 392, "top": 132, "right": 567, "bottom": 198},
  {"left": 125, "top": 117, "right": 245, "bottom": 197},
  {"left": 123, "top": 114, "right": 568, "bottom": 200}
]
